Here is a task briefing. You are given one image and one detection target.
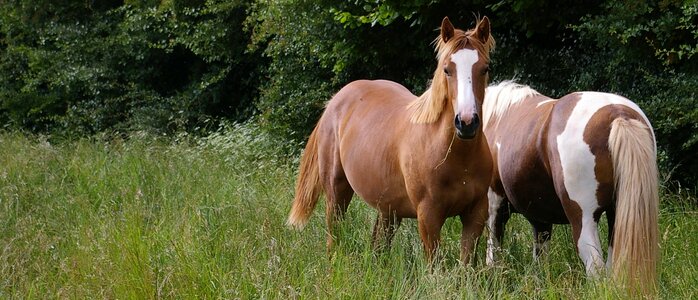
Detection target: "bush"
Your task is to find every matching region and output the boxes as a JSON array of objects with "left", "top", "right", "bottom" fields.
[
  {"left": 570, "top": 0, "right": 698, "bottom": 188},
  {"left": 0, "top": 0, "right": 264, "bottom": 135}
]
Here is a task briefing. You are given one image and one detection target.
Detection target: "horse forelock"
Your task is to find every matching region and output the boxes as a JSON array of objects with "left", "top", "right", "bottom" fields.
[
  {"left": 483, "top": 81, "right": 540, "bottom": 130},
  {"left": 409, "top": 19, "right": 495, "bottom": 124},
  {"left": 435, "top": 26, "right": 494, "bottom": 66}
]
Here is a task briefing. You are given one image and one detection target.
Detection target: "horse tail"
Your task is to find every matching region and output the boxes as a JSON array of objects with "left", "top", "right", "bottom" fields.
[
  {"left": 608, "top": 117, "right": 659, "bottom": 295},
  {"left": 287, "top": 127, "right": 322, "bottom": 229}
]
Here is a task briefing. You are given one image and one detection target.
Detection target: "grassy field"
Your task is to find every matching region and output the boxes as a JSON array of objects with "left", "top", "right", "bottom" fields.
[{"left": 1, "top": 126, "right": 696, "bottom": 299}]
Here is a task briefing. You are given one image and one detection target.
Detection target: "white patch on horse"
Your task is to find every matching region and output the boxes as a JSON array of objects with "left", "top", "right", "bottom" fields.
[
  {"left": 556, "top": 92, "right": 648, "bottom": 275},
  {"left": 483, "top": 81, "right": 541, "bottom": 130},
  {"left": 536, "top": 99, "right": 557, "bottom": 108},
  {"left": 451, "top": 49, "right": 479, "bottom": 122},
  {"left": 486, "top": 187, "right": 505, "bottom": 266},
  {"left": 579, "top": 218, "right": 604, "bottom": 275},
  {"left": 579, "top": 92, "right": 656, "bottom": 152}
]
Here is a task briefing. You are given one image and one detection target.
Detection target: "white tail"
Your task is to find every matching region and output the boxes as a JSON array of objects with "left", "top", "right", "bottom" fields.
[{"left": 608, "top": 118, "right": 659, "bottom": 296}]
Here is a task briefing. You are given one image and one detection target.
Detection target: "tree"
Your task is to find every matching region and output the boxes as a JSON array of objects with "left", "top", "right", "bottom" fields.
[{"left": 0, "top": 0, "right": 264, "bottom": 134}]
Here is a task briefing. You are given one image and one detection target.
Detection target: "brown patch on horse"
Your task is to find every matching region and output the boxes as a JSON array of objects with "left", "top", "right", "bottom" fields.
[
  {"left": 583, "top": 104, "right": 646, "bottom": 218},
  {"left": 491, "top": 94, "right": 566, "bottom": 223}
]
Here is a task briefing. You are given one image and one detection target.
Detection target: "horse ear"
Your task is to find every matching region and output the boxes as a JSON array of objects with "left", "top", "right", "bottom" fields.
[
  {"left": 441, "top": 17, "right": 455, "bottom": 43},
  {"left": 475, "top": 16, "right": 491, "bottom": 44}
]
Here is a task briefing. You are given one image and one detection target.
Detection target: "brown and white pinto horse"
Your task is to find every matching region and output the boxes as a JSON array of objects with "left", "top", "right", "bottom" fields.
[
  {"left": 287, "top": 17, "right": 494, "bottom": 264},
  {"left": 483, "top": 81, "right": 658, "bottom": 293}
]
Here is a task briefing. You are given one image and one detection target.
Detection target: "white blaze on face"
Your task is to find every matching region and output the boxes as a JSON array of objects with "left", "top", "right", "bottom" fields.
[{"left": 451, "top": 49, "right": 479, "bottom": 123}]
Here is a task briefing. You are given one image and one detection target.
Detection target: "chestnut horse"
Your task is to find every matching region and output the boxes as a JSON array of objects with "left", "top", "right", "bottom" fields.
[
  {"left": 483, "top": 81, "right": 658, "bottom": 294},
  {"left": 287, "top": 17, "right": 494, "bottom": 264}
]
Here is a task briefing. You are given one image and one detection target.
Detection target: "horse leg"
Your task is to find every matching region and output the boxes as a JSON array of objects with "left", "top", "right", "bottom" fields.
[
  {"left": 569, "top": 212, "right": 605, "bottom": 276},
  {"left": 486, "top": 189, "right": 510, "bottom": 266},
  {"left": 461, "top": 197, "right": 489, "bottom": 266},
  {"left": 529, "top": 220, "right": 552, "bottom": 261},
  {"left": 605, "top": 209, "right": 615, "bottom": 269},
  {"left": 371, "top": 212, "right": 402, "bottom": 252},
  {"left": 416, "top": 204, "right": 446, "bottom": 263},
  {"left": 324, "top": 174, "right": 354, "bottom": 252}
]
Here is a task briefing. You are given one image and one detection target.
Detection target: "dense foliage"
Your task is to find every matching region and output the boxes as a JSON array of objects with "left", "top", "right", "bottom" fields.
[
  {"left": 0, "top": 0, "right": 263, "bottom": 134},
  {"left": 0, "top": 0, "right": 695, "bottom": 186}
]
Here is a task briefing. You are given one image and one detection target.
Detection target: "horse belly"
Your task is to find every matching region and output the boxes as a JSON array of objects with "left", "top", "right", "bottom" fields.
[
  {"left": 500, "top": 155, "right": 569, "bottom": 224},
  {"left": 506, "top": 183, "right": 568, "bottom": 224},
  {"left": 341, "top": 149, "right": 416, "bottom": 217}
]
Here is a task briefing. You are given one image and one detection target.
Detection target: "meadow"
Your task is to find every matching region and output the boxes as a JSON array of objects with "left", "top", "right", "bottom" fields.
[{"left": 1, "top": 126, "right": 696, "bottom": 299}]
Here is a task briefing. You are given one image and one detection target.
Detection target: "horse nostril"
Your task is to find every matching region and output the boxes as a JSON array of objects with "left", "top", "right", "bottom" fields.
[
  {"left": 471, "top": 113, "right": 480, "bottom": 127},
  {"left": 454, "top": 115, "right": 463, "bottom": 130},
  {"left": 455, "top": 113, "right": 479, "bottom": 139}
]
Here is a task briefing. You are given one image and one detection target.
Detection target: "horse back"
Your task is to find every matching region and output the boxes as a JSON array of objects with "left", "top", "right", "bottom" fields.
[{"left": 316, "top": 80, "right": 419, "bottom": 216}]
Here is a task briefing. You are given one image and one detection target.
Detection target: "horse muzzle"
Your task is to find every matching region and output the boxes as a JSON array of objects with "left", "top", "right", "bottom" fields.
[{"left": 454, "top": 113, "right": 480, "bottom": 140}]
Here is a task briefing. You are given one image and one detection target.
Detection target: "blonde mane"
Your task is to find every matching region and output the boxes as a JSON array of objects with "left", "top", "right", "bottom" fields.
[
  {"left": 409, "top": 19, "right": 496, "bottom": 124},
  {"left": 482, "top": 80, "right": 541, "bottom": 130}
]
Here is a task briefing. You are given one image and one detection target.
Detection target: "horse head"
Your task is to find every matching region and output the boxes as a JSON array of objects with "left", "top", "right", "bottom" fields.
[{"left": 436, "top": 17, "right": 493, "bottom": 139}]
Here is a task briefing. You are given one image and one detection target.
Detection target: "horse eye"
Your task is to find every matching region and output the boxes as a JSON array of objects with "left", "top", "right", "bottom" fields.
[
  {"left": 482, "top": 65, "right": 491, "bottom": 75},
  {"left": 444, "top": 68, "right": 451, "bottom": 77}
]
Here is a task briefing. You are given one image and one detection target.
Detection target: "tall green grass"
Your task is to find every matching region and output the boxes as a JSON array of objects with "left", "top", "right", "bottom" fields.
[{"left": 1, "top": 126, "right": 696, "bottom": 299}]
